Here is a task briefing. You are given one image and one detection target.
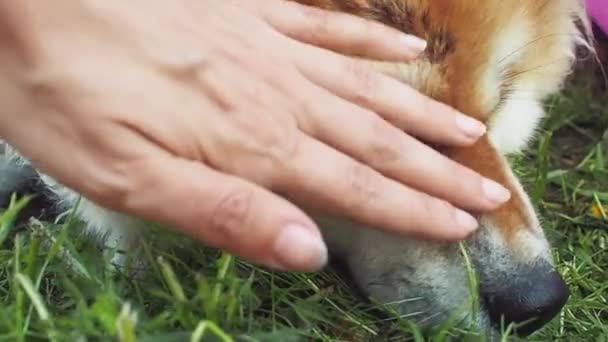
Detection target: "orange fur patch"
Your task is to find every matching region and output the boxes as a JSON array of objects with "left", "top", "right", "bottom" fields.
[
  {"left": 290, "top": 0, "right": 581, "bottom": 242},
  {"left": 446, "top": 137, "right": 533, "bottom": 240}
]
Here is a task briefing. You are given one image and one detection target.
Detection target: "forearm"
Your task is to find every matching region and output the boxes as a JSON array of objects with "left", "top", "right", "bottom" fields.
[
  {"left": 0, "top": 1, "right": 37, "bottom": 140},
  {"left": 0, "top": 1, "right": 39, "bottom": 61},
  {"left": 0, "top": 1, "right": 75, "bottom": 139},
  {"left": 0, "top": 47, "right": 33, "bottom": 141}
]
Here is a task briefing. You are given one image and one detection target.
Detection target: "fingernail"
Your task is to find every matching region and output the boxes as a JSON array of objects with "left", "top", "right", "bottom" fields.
[
  {"left": 482, "top": 178, "right": 511, "bottom": 204},
  {"left": 401, "top": 34, "right": 427, "bottom": 54},
  {"left": 273, "top": 224, "right": 328, "bottom": 271},
  {"left": 455, "top": 209, "right": 479, "bottom": 232},
  {"left": 456, "top": 114, "right": 487, "bottom": 138}
]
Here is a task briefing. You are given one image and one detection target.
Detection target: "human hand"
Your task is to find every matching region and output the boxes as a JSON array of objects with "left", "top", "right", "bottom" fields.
[{"left": 0, "top": 0, "right": 510, "bottom": 272}]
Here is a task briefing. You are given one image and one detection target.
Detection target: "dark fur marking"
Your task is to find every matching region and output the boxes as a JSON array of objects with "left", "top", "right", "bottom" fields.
[
  {"left": 328, "top": 0, "right": 456, "bottom": 62},
  {"left": 366, "top": 0, "right": 456, "bottom": 62},
  {"left": 0, "top": 157, "right": 58, "bottom": 225}
]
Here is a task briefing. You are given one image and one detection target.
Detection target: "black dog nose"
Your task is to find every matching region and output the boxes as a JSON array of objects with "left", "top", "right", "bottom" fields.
[{"left": 482, "top": 266, "right": 570, "bottom": 336}]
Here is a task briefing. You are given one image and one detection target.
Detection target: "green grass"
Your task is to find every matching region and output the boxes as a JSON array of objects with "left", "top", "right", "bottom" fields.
[{"left": 0, "top": 64, "right": 606, "bottom": 341}]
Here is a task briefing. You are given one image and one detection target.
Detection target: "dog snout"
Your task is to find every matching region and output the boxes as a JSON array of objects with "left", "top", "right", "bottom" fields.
[{"left": 481, "top": 264, "right": 570, "bottom": 337}]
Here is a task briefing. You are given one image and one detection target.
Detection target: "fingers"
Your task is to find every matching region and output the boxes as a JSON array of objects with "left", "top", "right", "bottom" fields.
[
  {"left": 175, "top": 58, "right": 481, "bottom": 241},
  {"left": 121, "top": 154, "right": 328, "bottom": 272},
  {"left": 289, "top": 80, "right": 511, "bottom": 213},
  {"left": 271, "top": 135, "right": 479, "bottom": 241},
  {"left": 20, "top": 47, "right": 328, "bottom": 273},
  {"left": 259, "top": 0, "right": 426, "bottom": 61},
  {"left": 183, "top": 51, "right": 505, "bottom": 235},
  {"left": 288, "top": 41, "right": 488, "bottom": 146},
  {"left": 61, "top": 56, "right": 328, "bottom": 272}
]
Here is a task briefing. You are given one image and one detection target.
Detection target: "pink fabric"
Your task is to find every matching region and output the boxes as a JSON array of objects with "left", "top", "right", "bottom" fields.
[{"left": 588, "top": 0, "right": 608, "bottom": 34}]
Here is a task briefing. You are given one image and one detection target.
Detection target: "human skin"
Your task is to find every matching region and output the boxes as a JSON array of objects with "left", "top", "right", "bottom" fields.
[{"left": 0, "top": 0, "right": 510, "bottom": 271}]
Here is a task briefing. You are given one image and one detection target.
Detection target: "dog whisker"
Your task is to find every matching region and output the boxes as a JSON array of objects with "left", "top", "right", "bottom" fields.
[
  {"left": 502, "top": 57, "right": 573, "bottom": 82},
  {"left": 415, "top": 311, "right": 443, "bottom": 326},
  {"left": 383, "top": 296, "right": 425, "bottom": 306},
  {"left": 376, "top": 310, "right": 427, "bottom": 323},
  {"left": 497, "top": 33, "right": 580, "bottom": 66}
]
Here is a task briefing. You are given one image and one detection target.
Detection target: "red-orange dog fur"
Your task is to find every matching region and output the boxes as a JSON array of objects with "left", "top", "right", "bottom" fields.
[
  {"left": 300, "top": 0, "right": 584, "bottom": 243},
  {"left": 300, "top": 0, "right": 588, "bottom": 336},
  {"left": 0, "top": 0, "right": 590, "bottom": 337}
]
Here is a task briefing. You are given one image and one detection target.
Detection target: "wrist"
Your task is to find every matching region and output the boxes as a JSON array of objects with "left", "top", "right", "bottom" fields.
[
  {"left": 0, "top": 2, "right": 40, "bottom": 140},
  {"left": 0, "top": 1, "right": 40, "bottom": 62},
  {"left": 0, "top": 1, "right": 92, "bottom": 65}
]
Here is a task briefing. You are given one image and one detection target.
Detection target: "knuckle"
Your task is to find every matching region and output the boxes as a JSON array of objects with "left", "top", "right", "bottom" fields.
[
  {"left": 342, "top": 163, "right": 380, "bottom": 211},
  {"left": 345, "top": 61, "right": 379, "bottom": 105},
  {"left": 366, "top": 121, "right": 404, "bottom": 165},
  {"left": 90, "top": 157, "right": 157, "bottom": 212},
  {"left": 418, "top": 196, "right": 437, "bottom": 219},
  {"left": 26, "top": 66, "right": 83, "bottom": 111},
  {"left": 414, "top": 196, "right": 449, "bottom": 224},
  {"left": 208, "top": 188, "right": 255, "bottom": 239},
  {"left": 304, "top": 6, "right": 333, "bottom": 35},
  {"left": 287, "top": 4, "right": 334, "bottom": 43},
  {"left": 211, "top": 112, "right": 301, "bottom": 186},
  {"left": 87, "top": 173, "right": 134, "bottom": 211},
  {"left": 237, "top": 113, "right": 301, "bottom": 165},
  {"left": 266, "top": 126, "right": 302, "bottom": 165}
]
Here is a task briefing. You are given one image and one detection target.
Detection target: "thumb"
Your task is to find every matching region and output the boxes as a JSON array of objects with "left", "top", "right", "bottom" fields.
[{"left": 119, "top": 154, "right": 328, "bottom": 272}]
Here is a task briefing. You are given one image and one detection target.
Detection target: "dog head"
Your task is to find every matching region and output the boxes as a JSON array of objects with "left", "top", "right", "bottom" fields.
[{"left": 305, "top": 0, "right": 589, "bottom": 336}]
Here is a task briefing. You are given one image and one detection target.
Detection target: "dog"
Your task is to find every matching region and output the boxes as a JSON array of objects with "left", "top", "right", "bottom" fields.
[{"left": 0, "top": 0, "right": 591, "bottom": 338}]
